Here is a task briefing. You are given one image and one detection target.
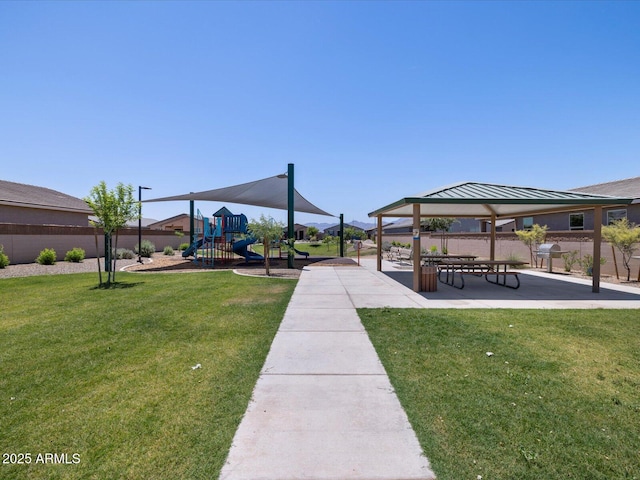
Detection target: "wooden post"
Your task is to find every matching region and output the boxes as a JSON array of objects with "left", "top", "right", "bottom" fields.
[
  {"left": 413, "top": 204, "right": 421, "bottom": 292},
  {"left": 490, "top": 213, "right": 496, "bottom": 261},
  {"left": 592, "top": 206, "right": 602, "bottom": 293}
]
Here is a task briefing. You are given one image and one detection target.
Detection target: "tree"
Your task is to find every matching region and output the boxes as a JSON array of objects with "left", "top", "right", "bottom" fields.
[
  {"left": 307, "top": 226, "right": 319, "bottom": 241},
  {"left": 424, "top": 218, "right": 457, "bottom": 254},
  {"left": 84, "top": 182, "right": 138, "bottom": 286},
  {"left": 515, "top": 224, "right": 548, "bottom": 267},
  {"left": 602, "top": 218, "right": 640, "bottom": 281},
  {"left": 248, "top": 215, "right": 286, "bottom": 276}
]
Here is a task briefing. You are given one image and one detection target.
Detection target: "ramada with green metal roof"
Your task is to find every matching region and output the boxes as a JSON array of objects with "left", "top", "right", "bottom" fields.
[
  {"left": 368, "top": 181, "right": 633, "bottom": 219},
  {"left": 369, "top": 181, "right": 634, "bottom": 293}
]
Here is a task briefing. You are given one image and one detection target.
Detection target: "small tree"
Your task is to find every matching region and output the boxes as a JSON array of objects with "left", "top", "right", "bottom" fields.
[
  {"left": 85, "top": 182, "right": 138, "bottom": 286},
  {"left": 307, "top": 226, "right": 319, "bottom": 241},
  {"left": 602, "top": 218, "right": 640, "bottom": 281},
  {"left": 425, "top": 218, "right": 457, "bottom": 254},
  {"left": 248, "top": 215, "right": 286, "bottom": 276},
  {"left": 515, "top": 224, "right": 548, "bottom": 267}
]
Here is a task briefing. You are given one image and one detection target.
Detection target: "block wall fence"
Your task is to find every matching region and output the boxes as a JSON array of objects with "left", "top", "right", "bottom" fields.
[{"left": 0, "top": 224, "right": 187, "bottom": 264}]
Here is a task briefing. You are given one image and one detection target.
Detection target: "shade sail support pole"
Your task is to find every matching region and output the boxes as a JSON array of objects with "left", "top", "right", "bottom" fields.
[
  {"left": 287, "top": 163, "right": 294, "bottom": 269},
  {"left": 377, "top": 215, "right": 382, "bottom": 271}
]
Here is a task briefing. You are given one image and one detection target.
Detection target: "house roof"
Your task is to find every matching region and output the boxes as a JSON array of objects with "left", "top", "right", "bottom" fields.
[
  {"left": 146, "top": 214, "right": 187, "bottom": 228},
  {"left": 0, "top": 179, "right": 92, "bottom": 214},
  {"left": 146, "top": 174, "right": 333, "bottom": 217},
  {"left": 368, "top": 181, "right": 633, "bottom": 219},
  {"left": 571, "top": 176, "right": 640, "bottom": 200}
]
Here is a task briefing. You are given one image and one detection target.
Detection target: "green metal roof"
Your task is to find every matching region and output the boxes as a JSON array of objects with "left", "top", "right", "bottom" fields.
[{"left": 368, "top": 181, "right": 633, "bottom": 218}]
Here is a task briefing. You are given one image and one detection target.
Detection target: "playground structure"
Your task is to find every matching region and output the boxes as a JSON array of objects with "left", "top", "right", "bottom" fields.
[{"left": 183, "top": 207, "right": 264, "bottom": 267}]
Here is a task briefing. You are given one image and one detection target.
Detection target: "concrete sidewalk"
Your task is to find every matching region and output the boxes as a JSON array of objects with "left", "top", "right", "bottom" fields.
[{"left": 219, "top": 264, "right": 436, "bottom": 480}]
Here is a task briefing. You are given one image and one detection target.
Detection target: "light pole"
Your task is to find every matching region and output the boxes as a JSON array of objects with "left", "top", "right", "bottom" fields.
[{"left": 138, "top": 186, "right": 152, "bottom": 263}]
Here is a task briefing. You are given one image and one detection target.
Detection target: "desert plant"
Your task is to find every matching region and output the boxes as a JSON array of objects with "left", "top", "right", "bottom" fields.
[
  {"left": 0, "top": 244, "right": 9, "bottom": 268},
  {"left": 163, "top": 246, "right": 175, "bottom": 256},
  {"left": 36, "top": 248, "right": 57, "bottom": 265},
  {"left": 515, "top": 224, "right": 548, "bottom": 267},
  {"left": 115, "top": 248, "right": 135, "bottom": 259},
  {"left": 602, "top": 218, "right": 640, "bottom": 281},
  {"left": 135, "top": 240, "right": 156, "bottom": 258},
  {"left": 179, "top": 242, "right": 190, "bottom": 251},
  {"left": 381, "top": 241, "right": 392, "bottom": 252},
  {"left": 64, "top": 247, "right": 85, "bottom": 263},
  {"left": 579, "top": 254, "right": 606, "bottom": 276},
  {"left": 561, "top": 250, "right": 579, "bottom": 272}
]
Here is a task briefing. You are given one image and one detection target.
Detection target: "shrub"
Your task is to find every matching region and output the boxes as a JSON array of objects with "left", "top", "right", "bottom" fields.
[
  {"left": 579, "top": 254, "right": 606, "bottom": 276},
  {"left": 0, "top": 244, "right": 9, "bottom": 268},
  {"left": 381, "top": 241, "right": 392, "bottom": 252},
  {"left": 163, "top": 246, "right": 174, "bottom": 256},
  {"left": 135, "top": 240, "right": 156, "bottom": 258},
  {"left": 561, "top": 250, "right": 579, "bottom": 272},
  {"left": 64, "top": 247, "right": 85, "bottom": 263},
  {"left": 36, "top": 248, "right": 57, "bottom": 265},
  {"left": 115, "top": 248, "right": 135, "bottom": 259},
  {"left": 179, "top": 243, "right": 190, "bottom": 251}
]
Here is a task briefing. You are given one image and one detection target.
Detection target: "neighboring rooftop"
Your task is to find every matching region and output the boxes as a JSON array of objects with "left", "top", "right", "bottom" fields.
[
  {"left": 0, "top": 179, "right": 92, "bottom": 213},
  {"left": 571, "top": 176, "right": 640, "bottom": 200}
]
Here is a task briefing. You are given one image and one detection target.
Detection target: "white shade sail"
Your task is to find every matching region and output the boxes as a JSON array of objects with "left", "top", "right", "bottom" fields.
[{"left": 146, "top": 174, "right": 334, "bottom": 217}]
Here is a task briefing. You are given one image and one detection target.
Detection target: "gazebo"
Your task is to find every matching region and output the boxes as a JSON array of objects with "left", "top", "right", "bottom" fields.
[{"left": 369, "top": 181, "right": 633, "bottom": 293}]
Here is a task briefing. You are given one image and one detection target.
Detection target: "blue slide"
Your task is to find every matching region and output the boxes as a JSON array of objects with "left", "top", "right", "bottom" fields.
[
  {"left": 182, "top": 238, "right": 205, "bottom": 258},
  {"left": 232, "top": 237, "right": 264, "bottom": 263}
]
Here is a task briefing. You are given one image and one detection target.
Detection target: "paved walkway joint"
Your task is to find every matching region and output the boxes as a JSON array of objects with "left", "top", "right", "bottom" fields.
[{"left": 219, "top": 264, "right": 436, "bottom": 480}]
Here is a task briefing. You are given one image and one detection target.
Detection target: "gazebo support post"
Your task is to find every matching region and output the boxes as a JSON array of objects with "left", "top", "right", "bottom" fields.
[
  {"left": 377, "top": 214, "right": 382, "bottom": 272},
  {"left": 592, "top": 206, "right": 602, "bottom": 293},
  {"left": 490, "top": 213, "right": 496, "bottom": 261},
  {"left": 413, "top": 204, "right": 421, "bottom": 292}
]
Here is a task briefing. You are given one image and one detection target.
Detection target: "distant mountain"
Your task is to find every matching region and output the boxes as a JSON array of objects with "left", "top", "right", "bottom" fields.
[
  {"left": 304, "top": 222, "right": 333, "bottom": 231},
  {"left": 305, "top": 220, "right": 376, "bottom": 232}
]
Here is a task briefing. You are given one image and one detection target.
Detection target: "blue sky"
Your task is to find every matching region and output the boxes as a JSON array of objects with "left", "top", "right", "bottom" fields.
[{"left": 1, "top": 1, "right": 639, "bottom": 225}]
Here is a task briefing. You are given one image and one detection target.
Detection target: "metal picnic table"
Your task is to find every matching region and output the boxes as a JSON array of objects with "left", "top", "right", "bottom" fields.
[{"left": 437, "top": 259, "right": 528, "bottom": 289}]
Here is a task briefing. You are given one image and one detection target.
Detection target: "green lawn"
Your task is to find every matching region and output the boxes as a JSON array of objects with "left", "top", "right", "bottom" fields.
[
  {"left": 0, "top": 272, "right": 296, "bottom": 479},
  {"left": 359, "top": 309, "right": 640, "bottom": 480}
]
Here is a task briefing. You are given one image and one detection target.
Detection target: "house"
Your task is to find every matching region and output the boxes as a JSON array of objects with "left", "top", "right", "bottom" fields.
[
  {"left": 515, "top": 176, "right": 640, "bottom": 231},
  {"left": 293, "top": 223, "right": 307, "bottom": 241},
  {"left": 0, "top": 179, "right": 92, "bottom": 226},
  {"left": 148, "top": 214, "right": 191, "bottom": 232}
]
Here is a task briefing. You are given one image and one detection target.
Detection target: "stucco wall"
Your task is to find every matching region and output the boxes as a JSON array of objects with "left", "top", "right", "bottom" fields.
[{"left": 0, "top": 224, "right": 185, "bottom": 264}]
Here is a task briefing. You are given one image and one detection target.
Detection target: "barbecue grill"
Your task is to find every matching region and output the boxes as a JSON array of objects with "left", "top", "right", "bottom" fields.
[{"left": 536, "top": 243, "right": 564, "bottom": 272}]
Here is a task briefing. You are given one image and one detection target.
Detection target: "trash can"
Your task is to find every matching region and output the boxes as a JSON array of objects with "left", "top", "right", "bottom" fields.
[{"left": 421, "top": 266, "right": 437, "bottom": 292}]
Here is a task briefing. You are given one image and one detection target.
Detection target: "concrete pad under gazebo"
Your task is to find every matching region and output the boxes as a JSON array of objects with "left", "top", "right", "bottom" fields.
[{"left": 369, "top": 181, "right": 634, "bottom": 293}]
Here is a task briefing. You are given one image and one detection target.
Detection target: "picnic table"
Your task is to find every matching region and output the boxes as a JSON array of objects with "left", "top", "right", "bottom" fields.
[
  {"left": 421, "top": 254, "right": 477, "bottom": 266},
  {"left": 437, "top": 259, "right": 528, "bottom": 289}
]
